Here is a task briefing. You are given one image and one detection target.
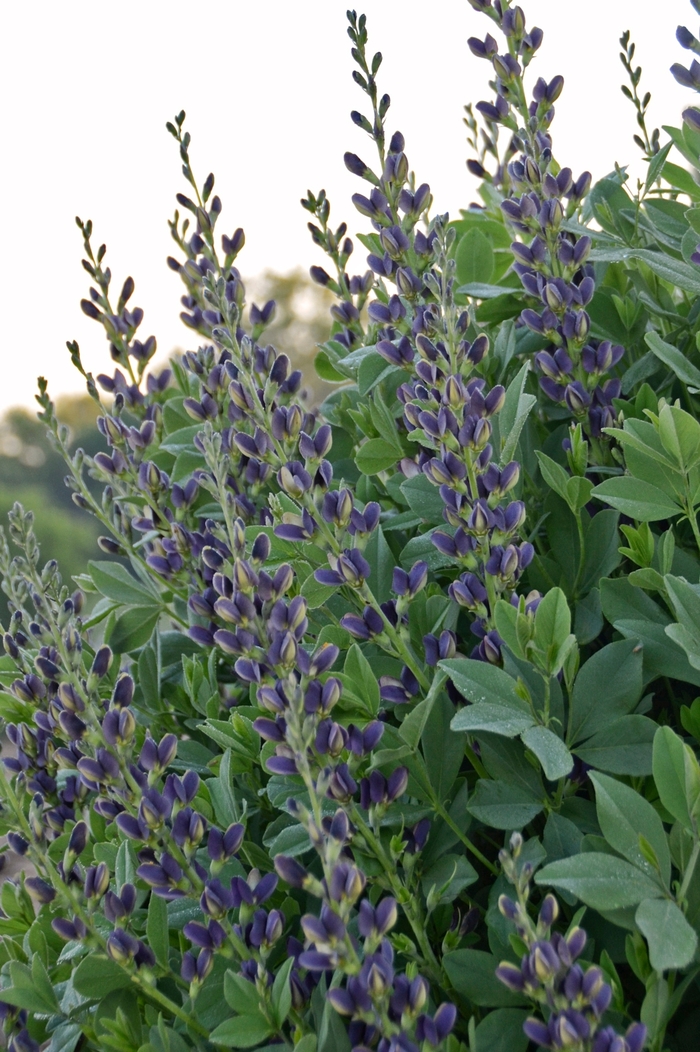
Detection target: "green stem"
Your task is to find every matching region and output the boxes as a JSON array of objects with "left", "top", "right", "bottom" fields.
[
  {"left": 679, "top": 838, "right": 700, "bottom": 903},
  {"left": 464, "top": 742, "right": 489, "bottom": 781},
  {"left": 685, "top": 496, "right": 700, "bottom": 557},
  {"left": 542, "top": 674, "right": 551, "bottom": 727},
  {"left": 428, "top": 792, "right": 498, "bottom": 875},
  {"left": 571, "top": 510, "right": 586, "bottom": 599},
  {"left": 350, "top": 808, "right": 443, "bottom": 981}
]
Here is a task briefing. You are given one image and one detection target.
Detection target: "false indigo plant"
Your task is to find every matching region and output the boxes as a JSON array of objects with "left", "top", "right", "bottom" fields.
[{"left": 7, "top": 3, "right": 700, "bottom": 1052}]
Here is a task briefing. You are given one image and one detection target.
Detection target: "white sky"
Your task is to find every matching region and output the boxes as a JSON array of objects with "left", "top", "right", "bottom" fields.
[{"left": 0, "top": 0, "right": 692, "bottom": 413}]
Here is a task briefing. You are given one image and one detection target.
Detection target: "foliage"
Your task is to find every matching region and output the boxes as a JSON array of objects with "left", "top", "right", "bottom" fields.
[{"left": 8, "top": 2, "right": 700, "bottom": 1051}]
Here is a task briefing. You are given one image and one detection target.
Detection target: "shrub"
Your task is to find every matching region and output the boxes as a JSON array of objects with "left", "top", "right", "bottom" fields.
[{"left": 4, "top": 2, "right": 700, "bottom": 1050}]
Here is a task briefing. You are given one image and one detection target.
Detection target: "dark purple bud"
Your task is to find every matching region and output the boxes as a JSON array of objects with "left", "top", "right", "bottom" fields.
[
  {"left": 91, "top": 646, "right": 112, "bottom": 678},
  {"left": 68, "top": 821, "right": 88, "bottom": 856},
  {"left": 523, "top": 1018, "right": 551, "bottom": 1046},
  {"left": 26, "top": 877, "right": 56, "bottom": 904}
]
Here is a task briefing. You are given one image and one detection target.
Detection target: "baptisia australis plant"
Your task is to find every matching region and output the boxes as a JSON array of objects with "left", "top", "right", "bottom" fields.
[
  {"left": 466, "top": 1, "right": 626, "bottom": 452},
  {"left": 8, "top": 0, "right": 700, "bottom": 1050}
]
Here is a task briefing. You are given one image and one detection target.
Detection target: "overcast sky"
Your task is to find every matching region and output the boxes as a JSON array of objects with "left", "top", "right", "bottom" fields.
[{"left": 0, "top": 0, "right": 691, "bottom": 413}]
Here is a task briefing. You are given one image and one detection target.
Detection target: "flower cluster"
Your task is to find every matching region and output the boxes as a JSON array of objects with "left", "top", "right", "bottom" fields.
[
  {"left": 301, "top": 15, "right": 537, "bottom": 666},
  {"left": 183, "top": 518, "right": 452, "bottom": 1042},
  {"left": 496, "top": 834, "right": 646, "bottom": 1052},
  {"left": 467, "top": 2, "right": 624, "bottom": 441},
  {"left": 75, "top": 217, "right": 163, "bottom": 412},
  {"left": 2, "top": 3, "right": 689, "bottom": 1050},
  {"left": 0, "top": 512, "right": 294, "bottom": 1023},
  {"left": 671, "top": 10, "right": 700, "bottom": 266},
  {"left": 672, "top": 6, "right": 700, "bottom": 133},
  {"left": 401, "top": 336, "right": 534, "bottom": 664}
]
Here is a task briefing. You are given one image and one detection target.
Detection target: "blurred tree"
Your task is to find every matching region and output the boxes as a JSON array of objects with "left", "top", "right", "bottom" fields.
[{"left": 0, "top": 394, "right": 102, "bottom": 622}]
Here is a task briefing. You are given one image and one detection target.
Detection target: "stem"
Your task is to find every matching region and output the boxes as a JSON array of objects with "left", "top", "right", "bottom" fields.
[
  {"left": 359, "top": 582, "right": 429, "bottom": 691},
  {"left": 685, "top": 496, "right": 700, "bottom": 557},
  {"left": 542, "top": 674, "right": 551, "bottom": 727},
  {"left": 350, "top": 807, "right": 443, "bottom": 981},
  {"left": 679, "top": 838, "right": 700, "bottom": 903},
  {"left": 571, "top": 510, "right": 586, "bottom": 599},
  {"left": 430, "top": 791, "right": 498, "bottom": 875}
]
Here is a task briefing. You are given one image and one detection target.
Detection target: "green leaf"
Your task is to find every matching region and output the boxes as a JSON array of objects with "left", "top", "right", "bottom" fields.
[
  {"left": 315, "top": 349, "right": 347, "bottom": 382},
  {"left": 399, "top": 475, "right": 445, "bottom": 523},
  {"left": 398, "top": 677, "right": 445, "bottom": 750},
  {"left": 566, "top": 475, "right": 594, "bottom": 513},
  {"left": 535, "top": 853, "right": 663, "bottom": 910},
  {"left": 73, "top": 955, "right": 133, "bottom": 999},
  {"left": 422, "top": 689, "right": 467, "bottom": 800},
  {"left": 458, "top": 282, "right": 514, "bottom": 299},
  {"left": 662, "top": 159, "right": 700, "bottom": 196},
  {"left": 636, "top": 248, "right": 700, "bottom": 295},
  {"left": 1, "top": 957, "right": 61, "bottom": 1014},
  {"left": 115, "top": 840, "right": 137, "bottom": 889},
  {"left": 343, "top": 645, "right": 380, "bottom": 716},
  {"left": 159, "top": 424, "right": 204, "bottom": 454},
  {"left": 442, "top": 949, "right": 527, "bottom": 1007},
  {"left": 536, "top": 451, "right": 570, "bottom": 502},
  {"left": 355, "top": 438, "right": 398, "bottom": 475},
  {"left": 147, "top": 891, "right": 170, "bottom": 969},
  {"left": 573, "top": 715, "right": 657, "bottom": 775},
  {"left": 590, "top": 772, "right": 670, "bottom": 887},
  {"left": 591, "top": 476, "right": 682, "bottom": 521},
  {"left": 636, "top": 898, "right": 698, "bottom": 971},
  {"left": 534, "top": 587, "right": 570, "bottom": 649},
  {"left": 47, "top": 1023, "right": 82, "bottom": 1052},
  {"left": 601, "top": 575, "right": 670, "bottom": 626},
  {"left": 210, "top": 1013, "right": 273, "bottom": 1048},
  {"left": 293, "top": 1038, "right": 317, "bottom": 1052},
  {"left": 687, "top": 205, "right": 700, "bottom": 235},
  {"left": 358, "top": 352, "right": 401, "bottom": 396},
  {"left": 658, "top": 404, "right": 700, "bottom": 471},
  {"left": 467, "top": 779, "right": 543, "bottom": 829},
  {"left": 574, "top": 588, "right": 603, "bottom": 645},
  {"left": 645, "top": 330, "right": 700, "bottom": 388},
  {"left": 439, "top": 658, "right": 529, "bottom": 712},
  {"left": 494, "top": 599, "right": 526, "bottom": 660},
  {"left": 450, "top": 702, "right": 535, "bottom": 738},
  {"left": 473, "top": 1009, "right": 529, "bottom": 1052},
  {"left": 478, "top": 735, "right": 544, "bottom": 799},
  {"left": 300, "top": 572, "right": 337, "bottom": 610},
  {"left": 664, "top": 575, "right": 700, "bottom": 670},
  {"left": 500, "top": 363, "right": 535, "bottom": 464},
  {"left": 533, "top": 587, "right": 574, "bottom": 674},
  {"left": 224, "top": 971, "right": 262, "bottom": 1015},
  {"left": 363, "top": 525, "right": 395, "bottom": 603},
  {"left": 543, "top": 812, "right": 584, "bottom": 862},
  {"left": 455, "top": 228, "right": 495, "bottom": 285},
  {"left": 421, "top": 853, "right": 478, "bottom": 904},
  {"left": 171, "top": 450, "right": 205, "bottom": 483},
  {"left": 271, "top": 957, "right": 294, "bottom": 1026},
  {"left": 646, "top": 140, "right": 674, "bottom": 190},
  {"left": 521, "top": 726, "right": 573, "bottom": 781},
  {"left": 653, "top": 726, "right": 700, "bottom": 830},
  {"left": 108, "top": 605, "right": 160, "bottom": 652},
  {"left": 88, "top": 560, "right": 157, "bottom": 606},
  {"left": 615, "top": 618, "right": 700, "bottom": 687},
  {"left": 568, "top": 639, "right": 643, "bottom": 744},
  {"left": 263, "top": 821, "right": 311, "bottom": 857}
]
